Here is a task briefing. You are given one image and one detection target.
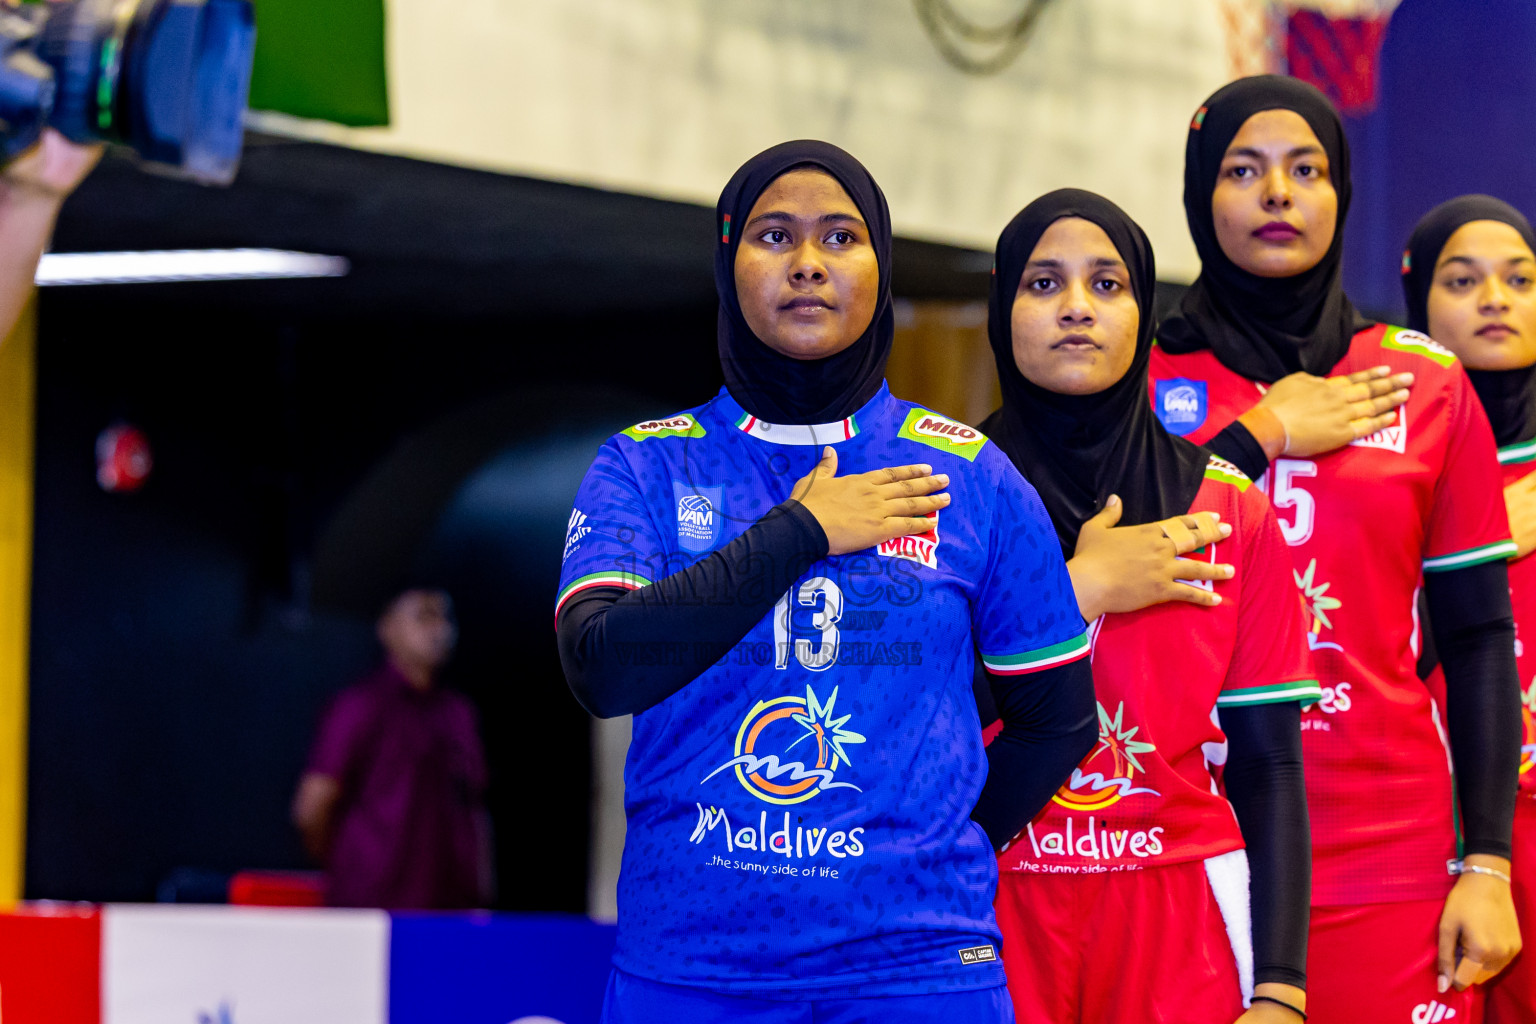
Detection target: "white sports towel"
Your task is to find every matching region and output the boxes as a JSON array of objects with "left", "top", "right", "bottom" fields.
[{"left": 1206, "top": 847, "right": 1255, "bottom": 1004}]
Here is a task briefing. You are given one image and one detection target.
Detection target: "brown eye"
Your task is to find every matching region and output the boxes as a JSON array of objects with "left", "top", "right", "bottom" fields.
[
  {"left": 762, "top": 229, "right": 790, "bottom": 245},
  {"left": 828, "top": 230, "right": 855, "bottom": 245},
  {"left": 1028, "top": 276, "right": 1057, "bottom": 293},
  {"left": 1095, "top": 279, "right": 1122, "bottom": 294}
]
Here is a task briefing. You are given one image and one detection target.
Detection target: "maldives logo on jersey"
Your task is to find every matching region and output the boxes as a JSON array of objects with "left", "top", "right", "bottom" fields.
[
  {"left": 1051, "top": 701, "right": 1161, "bottom": 812},
  {"left": 1153, "top": 379, "right": 1207, "bottom": 435},
  {"left": 673, "top": 482, "right": 723, "bottom": 553},
  {"left": 1294, "top": 558, "right": 1342, "bottom": 634},
  {"left": 877, "top": 510, "right": 939, "bottom": 569},
  {"left": 700, "top": 685, "right": 866, "bottom": 805},
  {"left": 1521, "top": 683, "right": 1536, "bottom": 777},
  {"left": 1013, "top": 700, "right": 1168, "bottom": 863}
]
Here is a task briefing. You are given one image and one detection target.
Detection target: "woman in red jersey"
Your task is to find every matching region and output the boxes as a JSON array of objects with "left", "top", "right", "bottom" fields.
[
  {"left": 1403, "top": 194, "right": 1536, "bottom": 1024},
  {"left": 983, "top": 189, "right": 1316, "bottom": 1024},
  {"left": 1147, "top": 76, "right": 1522, "bottom": 1022}
]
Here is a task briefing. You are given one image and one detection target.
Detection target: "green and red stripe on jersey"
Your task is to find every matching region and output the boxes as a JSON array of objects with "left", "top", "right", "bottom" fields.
[
  {"left": 982, "top": 633, "right": 1090, "bottom": 676},
  {"left": 733, "top": 411, "right": 861, "bottom": 444}
]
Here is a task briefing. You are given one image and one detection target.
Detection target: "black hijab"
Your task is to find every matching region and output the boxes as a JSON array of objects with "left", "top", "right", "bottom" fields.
[
  {"left": 981, "top": 189, "right": 1210, "bottom": 557},
  {"left": 713, "top": 141, "right": 894, "bottom": 424},
  {"left": 1403, "top": 195, "right": 1536, "bottom": 448},
  {"left": 1159, "top": 75, "right": 1370, "bottom": 383}
]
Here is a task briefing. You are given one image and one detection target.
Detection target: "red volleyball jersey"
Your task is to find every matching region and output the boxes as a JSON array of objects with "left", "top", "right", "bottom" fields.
[
  {"left": 1424, "top": 446, "right": 1536, "bottom": 805},
  {"left": 1503, "top": 448, "right": 1536, "bottom": 800},
  {"left": 1149, "top": 323, "right": 1516, "bottom": 906},
  {"left": 1478, "top": 445, "right": 1536, "bottom": 801},
  {"left": 997, "top": 458, "right": 1318, "bottom": 875}
]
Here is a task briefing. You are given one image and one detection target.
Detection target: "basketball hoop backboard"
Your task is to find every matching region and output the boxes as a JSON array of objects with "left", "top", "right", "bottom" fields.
[{"left": 1215, "top": 0, "right": 1402, "bottom": 113}]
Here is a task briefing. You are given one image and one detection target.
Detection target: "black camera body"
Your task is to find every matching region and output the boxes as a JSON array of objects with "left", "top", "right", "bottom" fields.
[{"left": 0, "top": 0, "right": 256, "bottom": 185}]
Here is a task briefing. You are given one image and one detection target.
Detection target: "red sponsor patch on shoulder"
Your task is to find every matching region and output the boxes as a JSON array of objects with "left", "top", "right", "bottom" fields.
[{"left": 877, "top": 511, "right": 939, "bottom": 569}]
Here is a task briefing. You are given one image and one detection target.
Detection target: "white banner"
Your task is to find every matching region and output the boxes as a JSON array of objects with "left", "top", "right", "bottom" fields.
[
  {"left": 102, "top": 905, "right": 389, "bottom": 1024},
  {"left": 253, "top": 0, "right": 1231, "bottom": 282}
]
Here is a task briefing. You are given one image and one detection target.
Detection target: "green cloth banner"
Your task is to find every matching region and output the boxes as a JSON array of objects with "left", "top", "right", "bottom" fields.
[{"left": 248, "top": 0, "right": 389, "bottom": 127}]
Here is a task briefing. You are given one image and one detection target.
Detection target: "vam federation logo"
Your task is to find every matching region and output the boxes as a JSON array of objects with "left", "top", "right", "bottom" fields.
[
  {"left": 700, "top": 685, "right": 866, "bottom": 805},
  {"left": 673, "top": 482, "right": 723, "bottom": 553},
  {"left": 1154, "top": 378, "right": 1207, "bottom": 435}
]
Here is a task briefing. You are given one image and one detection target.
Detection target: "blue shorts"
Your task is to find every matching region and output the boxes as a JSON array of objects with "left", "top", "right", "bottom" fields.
[{"left": 600, "top": 969, "right": 1015, "bottom": 1024}]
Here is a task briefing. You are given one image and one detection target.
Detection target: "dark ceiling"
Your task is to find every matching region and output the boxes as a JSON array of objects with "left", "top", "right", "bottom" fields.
[{"left": 50, "top": 134, "right": 995, "bottom": 321}]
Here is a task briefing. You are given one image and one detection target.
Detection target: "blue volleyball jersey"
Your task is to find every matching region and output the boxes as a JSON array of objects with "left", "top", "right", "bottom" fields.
[{"left": 556, "top": 384, "right": 1087, "bottom": 998}]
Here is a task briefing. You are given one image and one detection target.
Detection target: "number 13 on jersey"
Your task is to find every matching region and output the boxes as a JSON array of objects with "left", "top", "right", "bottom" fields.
[{"left": 775, "top": 577, "right": 844, "bottom": 671}]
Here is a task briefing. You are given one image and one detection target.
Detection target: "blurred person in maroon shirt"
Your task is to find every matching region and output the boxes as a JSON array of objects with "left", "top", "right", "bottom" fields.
[{"left": 291, "top": 587, "right": 492, "bottom": 909}]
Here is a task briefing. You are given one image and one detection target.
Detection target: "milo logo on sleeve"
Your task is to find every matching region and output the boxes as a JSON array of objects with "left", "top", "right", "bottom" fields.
[
  {"left": 897, "top": 408, "right": 988, "bottom": 461},
  {"left": 621, "top": 414, "right": 706, "bottom": 441}
]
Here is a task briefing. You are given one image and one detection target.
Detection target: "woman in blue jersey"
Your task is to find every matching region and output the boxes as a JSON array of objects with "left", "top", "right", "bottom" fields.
[
  {"left": 981, "top": 189, "right": 1315, "bottom": 1024},
  {"left": 555, "top": 141, "right": 1230, "bottom": 1023}
]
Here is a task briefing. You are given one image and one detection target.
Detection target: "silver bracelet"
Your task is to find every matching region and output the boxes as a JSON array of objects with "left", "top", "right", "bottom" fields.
[{"left": 1449, "top": 859, "right": 1512, "bottom": 884}]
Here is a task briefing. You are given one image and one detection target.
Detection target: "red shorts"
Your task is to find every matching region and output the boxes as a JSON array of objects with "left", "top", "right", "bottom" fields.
[
  {"left": 1486, "top": 796, "right": 1536, "bottom": 1024},
  {"left": 994, "top": 860, "right": 1243, "bottom": 1024},
  {"left": 1308, "top": 899, "right": 1480, "bottom": 1024}
]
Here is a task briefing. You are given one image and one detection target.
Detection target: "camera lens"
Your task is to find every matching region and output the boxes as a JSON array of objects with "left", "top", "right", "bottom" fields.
[
  {"left": 0, "top": 41, "right": 54, "bottom": 163},
  {"left": 37, "top": 0, "right": 255, "bottom": 184}
]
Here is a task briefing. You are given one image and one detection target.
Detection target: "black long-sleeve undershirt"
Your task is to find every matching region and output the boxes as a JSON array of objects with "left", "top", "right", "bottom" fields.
[
  {"left": 558, "top": 501, "right": 1098, "bottom": 849},
  {"left": 1421, "top": 559, "right": 1520, "bottom": 861},
  {"left": 1221, "top": 700, "right": 1311, "bottom": 990},
  {"left": 1206, "top": 420, "right": 1270, "bottom": 482},
  {"left": 557, "top": 500, "right": 827, "bottom": 719},
  {"left": 972, "top": 658, "right": 1097, "bottom": 849}
]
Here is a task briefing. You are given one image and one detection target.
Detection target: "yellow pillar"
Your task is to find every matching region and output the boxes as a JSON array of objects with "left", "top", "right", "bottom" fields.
[{"left": 0, "top": 294, "right": 37, "bottom": 907}]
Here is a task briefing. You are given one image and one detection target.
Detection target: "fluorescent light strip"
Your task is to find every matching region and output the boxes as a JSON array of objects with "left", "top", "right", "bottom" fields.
[{"left": 35, "top": 249, "right": 350, "bottom": 286}]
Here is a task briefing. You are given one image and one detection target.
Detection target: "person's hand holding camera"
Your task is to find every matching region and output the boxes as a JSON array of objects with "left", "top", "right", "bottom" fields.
[
  {"left": 4, "top": 127, "right": 102, "bottom": 206},
  {"left": 2, "top": 0, "right": 105, "bottom": 203},
  {"left": 0, "top": 128, "right": 101, "bottom": 342}
]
